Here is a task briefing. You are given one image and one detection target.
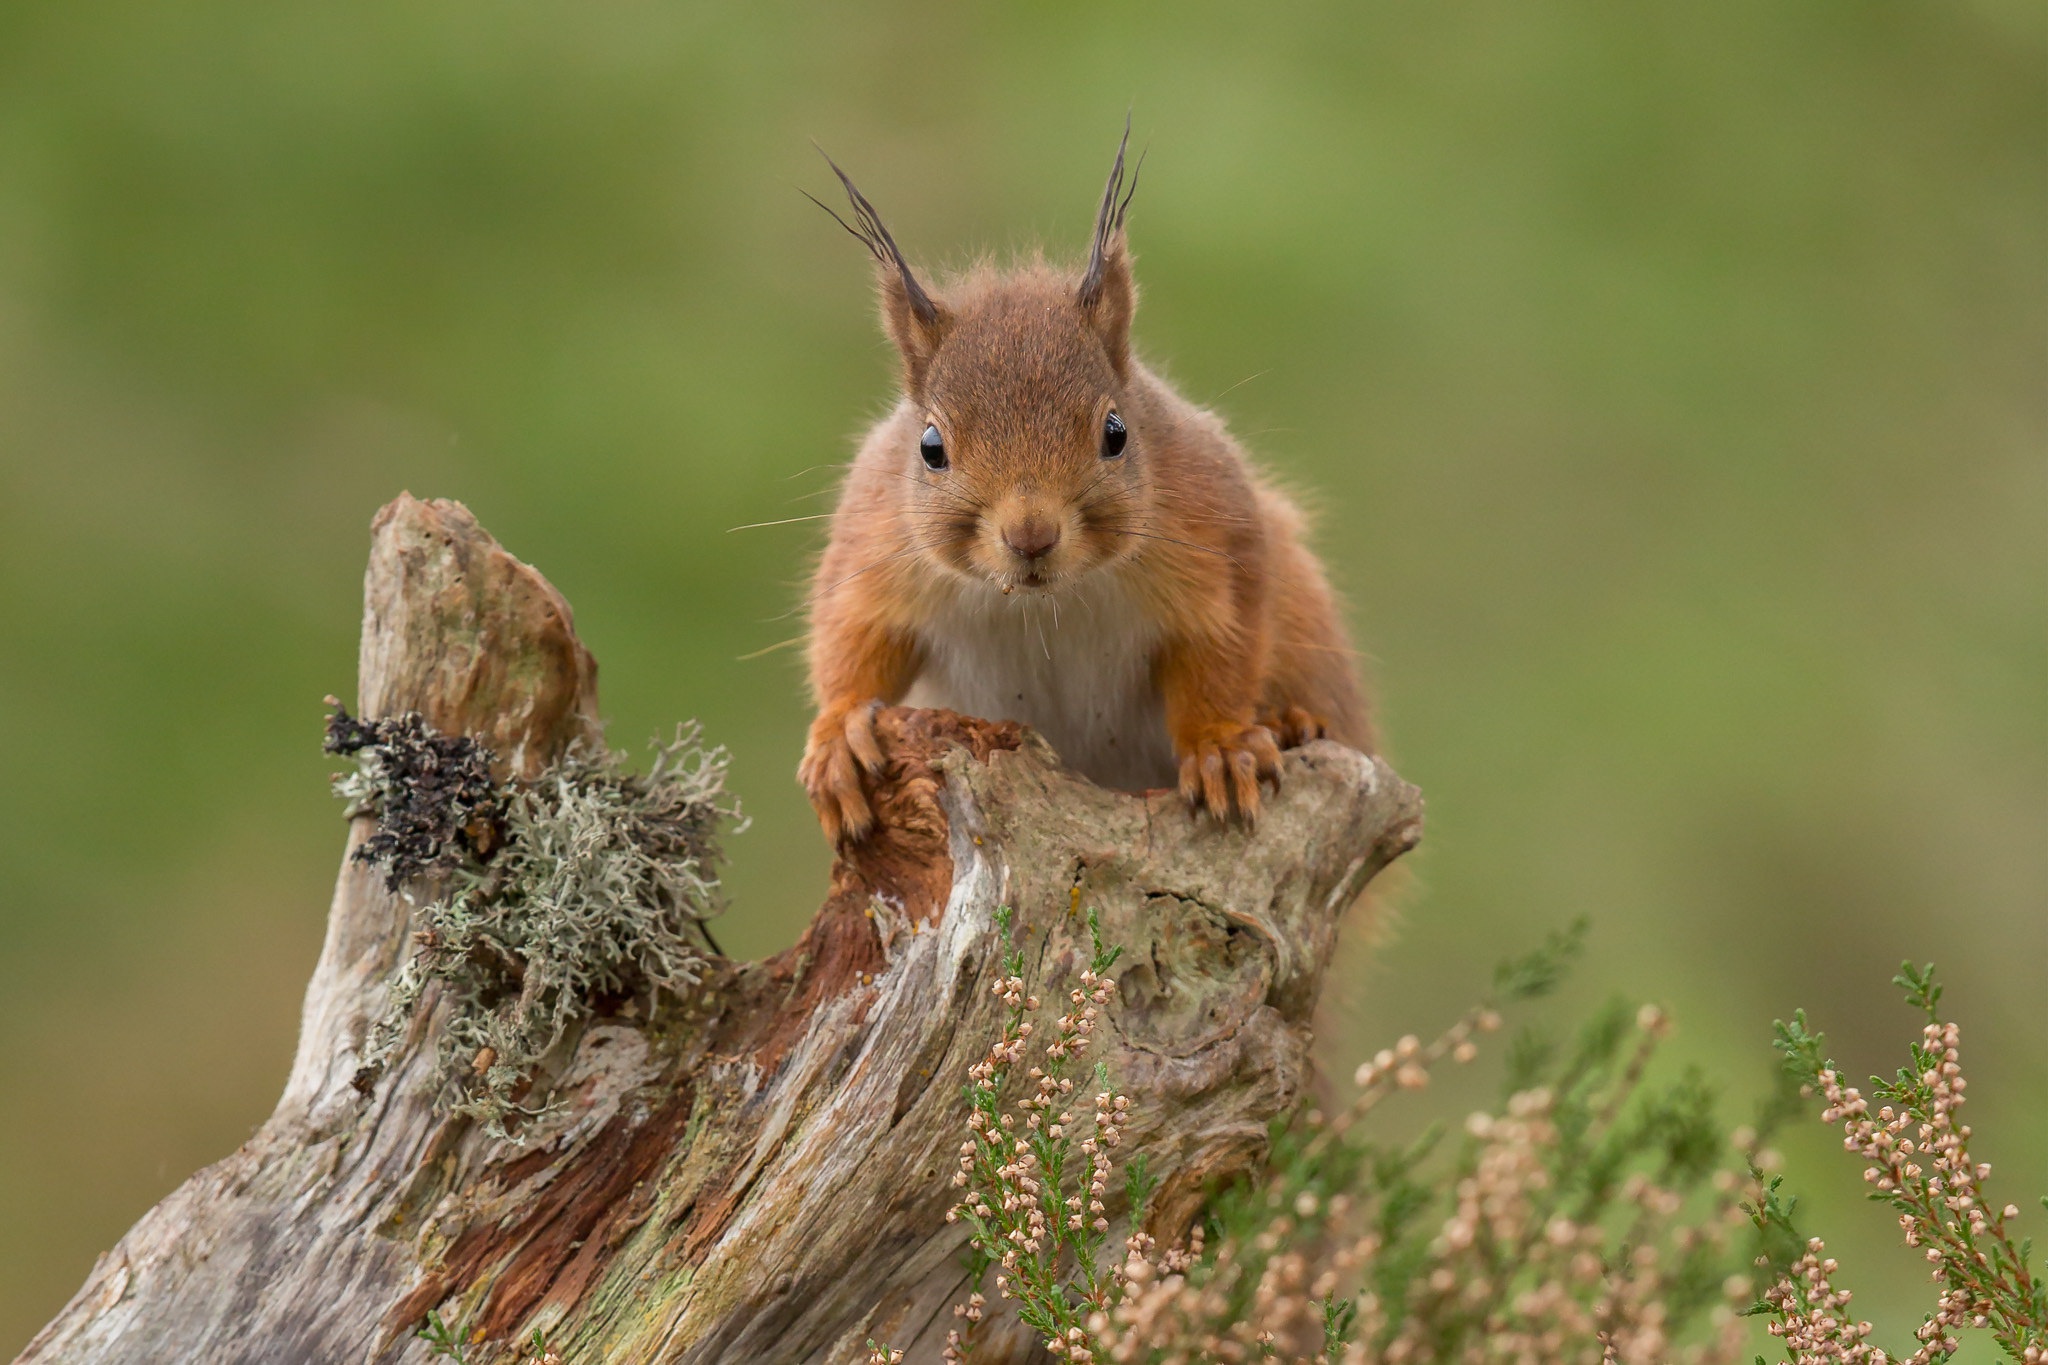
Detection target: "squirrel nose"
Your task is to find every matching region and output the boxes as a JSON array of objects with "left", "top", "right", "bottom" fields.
[{"left": 1002, "top": 517, "right": 1062, "bottom": 563}]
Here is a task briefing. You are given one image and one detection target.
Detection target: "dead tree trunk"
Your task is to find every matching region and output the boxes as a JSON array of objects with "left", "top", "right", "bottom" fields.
[{"left": 18, "top": 495, "right": 1421, "bottom": 1365}]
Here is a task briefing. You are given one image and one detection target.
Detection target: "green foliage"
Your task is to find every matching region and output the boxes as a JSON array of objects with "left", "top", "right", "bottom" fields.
[
  {"left": 1770, "top": 1011, "right": 1827, "bottom": 1085},
  {"left": 1489, "top": 916, "right": 1587, "bottom": 1003},
  {"left": 417, "top": 1306, "right": 475, "bottom": 1363},
  {"left": 1894, "top": 961, "right": 1944, "bottom": 1024},
  {"left": 1124, "top": 1153, "right": 1158, "bottom": 1223},
  {"left": 348, "top": 723, "right": 741, "bottom": 1137}
]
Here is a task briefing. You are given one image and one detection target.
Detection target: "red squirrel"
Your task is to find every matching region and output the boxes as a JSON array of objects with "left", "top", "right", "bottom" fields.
[{"left": 799, "top": 130, "right": 1373, "bottom": 844}]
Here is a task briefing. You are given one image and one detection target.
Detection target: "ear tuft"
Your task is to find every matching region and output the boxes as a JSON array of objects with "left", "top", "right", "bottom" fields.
[
  {"left": 807, "top": 148, "right": 949, "bottom": 391},
  {"left": 1077, "top": 116, "right": 1143, "bottom": 375}
]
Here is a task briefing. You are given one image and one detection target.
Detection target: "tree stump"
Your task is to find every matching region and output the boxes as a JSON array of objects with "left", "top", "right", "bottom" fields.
[{"left": 18, "top": 495, "right": 1422, "bottom": 1365}]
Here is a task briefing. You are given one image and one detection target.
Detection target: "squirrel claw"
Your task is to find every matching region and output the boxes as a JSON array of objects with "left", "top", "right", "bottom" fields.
[
  {"left": 1261, "top": 704, "right": 1328, "bottom": 750},
  {"left": 800, "top": 701, "right": 886, "bottom": 845},
  {"left": 844, "top": 700, "right": 887, "bottom": 776},
  {"left": 1176, "top": 722, "right": 1282, "bottom": 825}
]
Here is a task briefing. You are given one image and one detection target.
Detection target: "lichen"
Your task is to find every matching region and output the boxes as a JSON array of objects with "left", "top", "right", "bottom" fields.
[
  {"left": 333, "top": 707, "right": 741, "bottom": 1138},
  {"left": 325, "top": 701, "right": 504, "bottom": 889}
]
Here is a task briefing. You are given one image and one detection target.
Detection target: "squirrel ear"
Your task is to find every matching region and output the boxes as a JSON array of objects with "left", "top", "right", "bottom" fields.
[
  {"left": 1077, "top": 118, "right": 1143, "bottom": 377},
  {"left": 808, "top": 150, "right": 949, "bottom": 391},
  {"left": 875, "top": 262, "right": 948, "bottom": 393}
]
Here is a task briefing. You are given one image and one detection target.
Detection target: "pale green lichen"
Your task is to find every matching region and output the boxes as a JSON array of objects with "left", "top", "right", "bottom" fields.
[{"left": 343, "top": 720, "right": 741, "bottom": 1138}]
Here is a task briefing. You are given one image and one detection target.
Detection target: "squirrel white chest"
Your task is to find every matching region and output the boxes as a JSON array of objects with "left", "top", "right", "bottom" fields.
[{"left": 903, "top": 572, "right": 1175, "bottom": 792}]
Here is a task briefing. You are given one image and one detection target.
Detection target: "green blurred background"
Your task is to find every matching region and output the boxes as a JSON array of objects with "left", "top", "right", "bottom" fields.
[{"left": 1, "top": 1, "right": 2041, "bottom": 1355}]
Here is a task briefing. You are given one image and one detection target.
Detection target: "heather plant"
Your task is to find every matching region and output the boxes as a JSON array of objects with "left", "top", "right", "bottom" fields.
[
  {"left": 1084, "top": 939, "right": 1793, "bottom": 1364},
  {"left": 417, "top": 1304, "right": 478, "bottom": 1362},
  {"left": 903, "top": 933, "right": 2048, "bottom": 1365},
  {"left": 882, "top": 919, "right": 1810, "bottom": 1364},
  {"left": 1758, "top": 963, "right": 2046, "bottom": 1363},
  {"left": 941, "top": 904, "right": 1133, "bottom": 1361}
]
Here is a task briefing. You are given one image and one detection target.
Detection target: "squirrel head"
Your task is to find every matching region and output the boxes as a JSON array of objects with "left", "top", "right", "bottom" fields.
[{"left": 814, "top": 127, "right": 1154, "bottom": 594}]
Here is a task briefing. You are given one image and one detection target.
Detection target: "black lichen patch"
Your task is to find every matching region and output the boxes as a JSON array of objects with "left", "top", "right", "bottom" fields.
[{"left": 325, "top": 700, "right": 504, "bottom": 891}]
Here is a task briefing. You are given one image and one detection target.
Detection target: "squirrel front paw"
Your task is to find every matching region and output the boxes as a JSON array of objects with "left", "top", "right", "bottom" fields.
[
  {"left": 1259, "top": 704, "right": 1329, "bottom": 750},
  {"left": 799, "top": 700, "right": 888, "bottom": 845},
  {"left": 1176, "top": 721, "right": 1282, "bottom": 824}
]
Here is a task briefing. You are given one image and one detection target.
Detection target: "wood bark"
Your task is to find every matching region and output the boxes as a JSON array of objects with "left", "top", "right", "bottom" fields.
[{"left": 18, "top": 494, "right": 1422, "bottom": 1365}]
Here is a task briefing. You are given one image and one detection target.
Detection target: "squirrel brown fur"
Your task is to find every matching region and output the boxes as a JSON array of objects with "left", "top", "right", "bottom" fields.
[{"left": 799, "top": 131, "right": 1373, "bottom": 844}]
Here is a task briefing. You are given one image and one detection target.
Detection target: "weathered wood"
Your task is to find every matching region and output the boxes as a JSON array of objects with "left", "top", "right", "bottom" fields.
[{"left": 18, "top": 495, "right": 1421, "bottom": 1365}]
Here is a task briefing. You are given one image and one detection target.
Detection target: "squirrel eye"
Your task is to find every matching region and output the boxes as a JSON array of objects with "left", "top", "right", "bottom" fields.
[
  {"left": 919, "top": 423, "right": 948, "bottom": 471},
  {"left": 1101, "top": 410, "right": 1128, "bottom": 459}
]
